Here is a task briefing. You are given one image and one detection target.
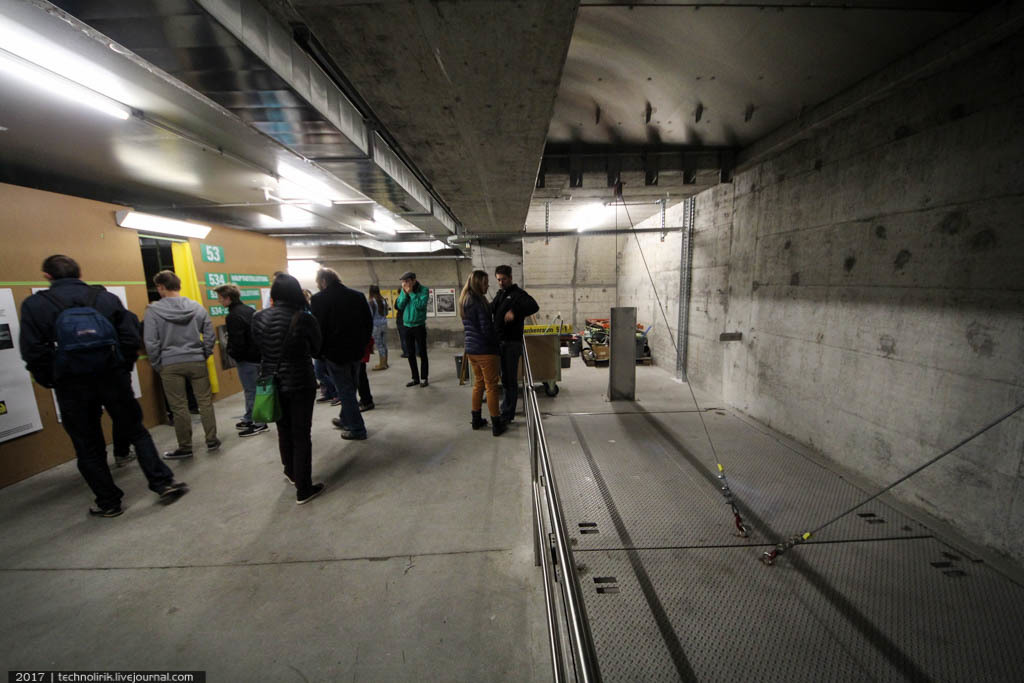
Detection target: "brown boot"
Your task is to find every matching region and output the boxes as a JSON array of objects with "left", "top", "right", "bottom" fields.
[{"left": 378, "top": 353, "right": 389, "bottom": 370}]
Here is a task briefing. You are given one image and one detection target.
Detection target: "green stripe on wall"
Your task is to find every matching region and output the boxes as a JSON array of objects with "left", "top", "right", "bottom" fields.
[{"left": 0, "top": 281, "right": 147, "bottom": 286}]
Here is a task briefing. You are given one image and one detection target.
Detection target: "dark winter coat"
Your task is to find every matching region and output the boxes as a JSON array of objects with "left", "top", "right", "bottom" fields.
[
  {"left": 309, "top": 282, "right": 372, "bottom": 365},
  {"left": 462, "top": 295, "right": 499, "bottom": 355},
  {"left": 251, "top": 304, "right": 321, "bottom": 393},
  {"left": 492, "top": 284, "right": 540, "bottom": 342},
  {"left": 224, "top": 301, "right": 260, "bottom": 363},
  {"left": 19, "top": 279, "right": 140, "bottom": 388}
]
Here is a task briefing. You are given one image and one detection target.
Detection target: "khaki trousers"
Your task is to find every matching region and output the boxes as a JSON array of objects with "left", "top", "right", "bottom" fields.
[
  {"left": 468, "top": 353, "right": 501, "bottom": 417},
  {"left": 160, "top": 360, "right": 217, "bottom": 449}
]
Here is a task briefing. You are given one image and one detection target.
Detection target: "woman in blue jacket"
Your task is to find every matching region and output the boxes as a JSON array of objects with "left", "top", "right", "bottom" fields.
[{"left": 459, "top": 270, "right": 506, "bottom": 436}]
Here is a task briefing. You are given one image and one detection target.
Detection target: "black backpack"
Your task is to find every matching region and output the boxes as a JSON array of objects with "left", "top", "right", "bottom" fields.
[{"left": 40, "top": 287, "right": 123, "bottom": 379}]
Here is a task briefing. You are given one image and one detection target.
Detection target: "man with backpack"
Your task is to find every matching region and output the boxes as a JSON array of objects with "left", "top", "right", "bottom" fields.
[
  {"left": 144, "top": 270, "right": 219, "bottom": 458},
  {"left": 19, "top": 255, "right": 188, "bottom": 517}
]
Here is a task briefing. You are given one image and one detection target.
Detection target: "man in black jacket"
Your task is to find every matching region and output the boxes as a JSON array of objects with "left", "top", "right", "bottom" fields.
[
  {"left": 19, "top": 255, "right": 187, "bottom": 517},
  {"left": 492, "top": 265, "right": 539, "bottom": 423},
  {"left": 216, "top": 284, "right": 266, "bottom": 437},
  {"left": 310, "top": 268, "right": 372, "bottom": 440}
]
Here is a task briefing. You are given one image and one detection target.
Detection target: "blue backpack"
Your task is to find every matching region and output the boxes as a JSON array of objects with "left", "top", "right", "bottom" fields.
[{"left": 41, "top": 287, "right": 123, "bottom": 379}]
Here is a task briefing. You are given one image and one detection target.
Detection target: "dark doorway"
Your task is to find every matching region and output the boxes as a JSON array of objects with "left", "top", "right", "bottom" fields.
[{"left": 139, "top": 237, "right": 175, "bottom": 302}]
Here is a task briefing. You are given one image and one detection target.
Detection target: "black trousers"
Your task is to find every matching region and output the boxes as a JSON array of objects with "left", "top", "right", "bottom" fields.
[
  {"left": 55, "top": 370, "right": 174, "bottom": 509},
  {"left": 277, "top": 387, "right": 316, "bottom": 498},
  {"left": 358, "top": 362, "right": 373, "bottom": 404},
  {"left": 499, "top": 341, "right": 524, "bottom": 419},
  {"left": 406, "top": 325, "right": 429, "bottom": 382}
]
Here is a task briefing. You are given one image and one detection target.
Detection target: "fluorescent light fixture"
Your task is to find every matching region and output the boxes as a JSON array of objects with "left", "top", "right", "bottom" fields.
[
  {"left": 0, "top": 48, "right": 130, "bottom": 120},
  {"left": 116, "top": 211, "right": 211, "bottom": 239},
  {"left": 287, "top": 259, "right": 322, "bottom": 282}
]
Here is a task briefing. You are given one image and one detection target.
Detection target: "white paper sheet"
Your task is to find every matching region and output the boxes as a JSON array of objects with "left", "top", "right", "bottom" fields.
[{"left": 0, "top": 288, "right": 44, "bottom": 443}]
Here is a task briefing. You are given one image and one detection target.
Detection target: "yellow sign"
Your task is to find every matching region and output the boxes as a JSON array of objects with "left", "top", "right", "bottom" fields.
[{"left": 382, "top": 288, "right": 400, "bottom": 319}]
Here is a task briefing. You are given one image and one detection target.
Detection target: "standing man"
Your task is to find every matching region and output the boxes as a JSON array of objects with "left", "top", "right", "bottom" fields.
[
  {"left": 19, "top": 255, "right": 187, "bottom": 517},
  {"left": 310, "top": 268, "right": 372, "bottom": 440},
  {"left": 216, "top": 284, "right": 267, "bottom": 437},
  {"left": 492, "top": 265, "right": 539, "bottom": 423},
  {"left": 395, "top": 272, "right": 429, "bottom": 387},
  {"left": 144, "top": 270, "right": 219, "bottom": 458}
]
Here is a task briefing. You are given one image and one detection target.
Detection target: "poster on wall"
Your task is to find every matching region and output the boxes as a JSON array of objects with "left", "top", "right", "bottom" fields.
[
  {"left": 427, "top": 288, "right": 436, "bottom": 318},
  {"left": 33, "top": 286, "right": 142, "bottom": 422},
  {"left": 0, "top": 289, "right": 44, "bottom": 443},
  {"left": 434, "top": 287, "right": 456, "bottom": 317},
  {"left": 261, "top": 288, "right": 271, "bottom": 309}
]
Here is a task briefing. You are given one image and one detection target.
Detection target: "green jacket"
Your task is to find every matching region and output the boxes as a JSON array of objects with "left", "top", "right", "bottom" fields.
[{"left": 395, "top": 284, "right": 429, "bottom": 327}]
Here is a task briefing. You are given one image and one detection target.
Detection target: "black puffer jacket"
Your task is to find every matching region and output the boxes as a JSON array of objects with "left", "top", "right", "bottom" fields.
[{"left": 251, "top": 304, "right": 321, "bottom": 393}]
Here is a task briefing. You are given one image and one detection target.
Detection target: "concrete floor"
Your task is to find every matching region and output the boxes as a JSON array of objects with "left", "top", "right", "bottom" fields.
[
  {"left": 5, "top": 351, "right": 1021, "bottom": 681},
  {"left": 0, "top": 348, "right": 551, "bottom": 681}
]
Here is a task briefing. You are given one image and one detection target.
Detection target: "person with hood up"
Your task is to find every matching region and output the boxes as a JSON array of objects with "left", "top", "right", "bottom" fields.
[{"left": 143, "top": 270, "right": 219, "bottom": 458}]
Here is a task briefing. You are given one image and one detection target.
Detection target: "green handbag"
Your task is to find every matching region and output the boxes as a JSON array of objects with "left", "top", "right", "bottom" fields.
[{"left": 252, "top": 375, "right": 281, "bottom": 423}]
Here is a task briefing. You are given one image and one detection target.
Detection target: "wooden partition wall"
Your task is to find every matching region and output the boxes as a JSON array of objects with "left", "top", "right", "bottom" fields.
[{"left": 0, "top": 182, "right": 287, "bottom": 488}]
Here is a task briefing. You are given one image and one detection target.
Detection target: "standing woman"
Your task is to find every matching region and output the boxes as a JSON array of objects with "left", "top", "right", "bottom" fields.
[
  {"left": 459, "top": 270, "right": 506, "bottom": 436},
  {"left": 368, "top": 285, "right": 389, "bottom": 371},
  {"left": 252, "top": 273, "right": 326, "bottom": 504}
]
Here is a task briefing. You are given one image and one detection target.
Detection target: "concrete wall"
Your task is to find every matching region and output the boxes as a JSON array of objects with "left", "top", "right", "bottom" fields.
[
  {"left": 523, "top": 234, "right": 617, "bottom": 331},
  {"left": 617, "top": 21, "right": 1024, "bottom": 563}
]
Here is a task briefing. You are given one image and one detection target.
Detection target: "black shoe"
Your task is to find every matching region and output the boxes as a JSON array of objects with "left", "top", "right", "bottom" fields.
[
  {"left": 284, "top": 473, "right": 295, "bottom": 485},
  {"left": 157, "top": 481, "right": 189, "bottom": 498},
  {"left": 471, "top": 411, "right": 487, "bottom": 430},
  {"left": 420, "top": 379, "right": 429, "bottom": 387},
  {"left": 491, "top": 416, "right": 507, "bottom": 437},
  {"left": 162, "top": 448, "right": 193, "bottom": 460},
  {"left": 315, "top": 395, "right": 333, "bottom": 403},
  {"left": 297, "top": 483, "right": 325, "bottom": 505},
  {"left": 359, "top": 402, "right": 375, "bottom": 412},
  {"left": 239, "top": 424, "right": 269, "bottom": 437},
  {"left": 400, "top": 353, "right": 409, "bottom": 358},
  {"left": 329, "top": 398, "right": 342, "bottom": 406},
  {"left": 406, "top": 380, "right": 419, "bottom": 387},
  {"left": 503, "top": 412, "right": 515, "bottom": 424},
  {"left": 341, "top": 430, "right": 367, "bottom": 440},
  {"left": 235, "top": 421, "right": 250, "bottom": 430},
  {"left": 206, "top": 439, "right": 222, "bottom": 452},
  {"left": 332, "top": 417, "right": 344, "bottom": 429},
  {"left": 89, "top": 505, "right": 123, "bottom": 518}
]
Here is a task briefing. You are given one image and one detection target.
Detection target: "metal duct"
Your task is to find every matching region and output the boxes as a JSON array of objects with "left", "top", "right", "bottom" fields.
[
  {"left": 285, "top": 237, "right": 451, "bottom": 254},
  {"left": 49, "top": 0, "right": 459, "bottom": 239}
]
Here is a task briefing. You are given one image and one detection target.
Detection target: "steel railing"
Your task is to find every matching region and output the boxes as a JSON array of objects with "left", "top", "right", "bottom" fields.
[{"left": 523, "top": 336, "right": 602, "bottom": 683}]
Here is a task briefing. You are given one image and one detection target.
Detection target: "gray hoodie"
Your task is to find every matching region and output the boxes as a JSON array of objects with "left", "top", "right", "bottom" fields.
[{"left": 143, "top": 296, "right": 215, "bottom": 371}]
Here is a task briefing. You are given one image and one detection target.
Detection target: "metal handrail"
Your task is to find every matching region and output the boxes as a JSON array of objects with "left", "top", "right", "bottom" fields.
[{"left": 523, "top": 336, "right": 602, "bottom": 683}]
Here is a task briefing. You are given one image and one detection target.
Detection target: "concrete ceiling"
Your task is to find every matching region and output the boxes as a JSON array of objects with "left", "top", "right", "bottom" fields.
[
  {"left": 0, "top": 0, "right": 998, "bottom": 255},
  {"left": 527, "top": 0, "right": 988, "bottom": 235},
  {"left": 263, "top": 0, "right": 580, "bottom": 235}
]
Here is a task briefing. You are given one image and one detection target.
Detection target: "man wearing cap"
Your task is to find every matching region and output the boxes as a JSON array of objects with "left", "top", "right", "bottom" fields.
[{"left": 395, "top": 272, "right": 430, "bottom": 387}]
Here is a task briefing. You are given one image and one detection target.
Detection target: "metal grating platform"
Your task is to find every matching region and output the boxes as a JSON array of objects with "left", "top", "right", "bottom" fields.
[{"left": 539, "top": 381, "right": 1024, "bottom": 681}]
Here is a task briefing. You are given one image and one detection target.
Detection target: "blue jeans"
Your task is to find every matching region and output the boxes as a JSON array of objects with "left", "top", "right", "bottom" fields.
[
  {"left": 328, "top": 360, "right": 365, "bottom": 436},
  {"left": 314, "top": 359, "right": 336, "bottom": 399},
  {"left": 373, "top": 323, "right": 388, "bottom": 357},
  {"left": 236, "top": 361, "right": 263, "bottom": 425}
]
